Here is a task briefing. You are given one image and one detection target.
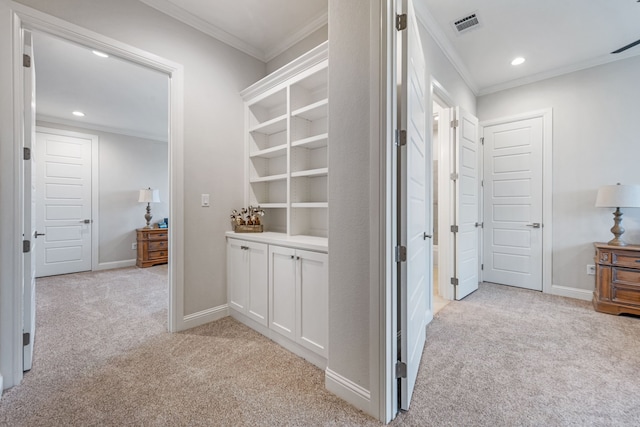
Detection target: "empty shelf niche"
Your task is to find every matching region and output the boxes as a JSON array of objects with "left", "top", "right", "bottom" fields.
[
  {"left": 249, "top": 180, "right": 287, "bottom": 206},
  {"left": 248, "top": 88, "right": 287, "bottom": 132},
  {"left": 291, "top": 145, "right": 327, "bottom": 176},
  {"left": 290, "top": 64, "right": 328, "bottom": 143},
  {"left": 291, "top": 207, "right": 328, "bottom": 238},
  {"left": 291, "top": 175, "right": 327, "bottom": 205}
]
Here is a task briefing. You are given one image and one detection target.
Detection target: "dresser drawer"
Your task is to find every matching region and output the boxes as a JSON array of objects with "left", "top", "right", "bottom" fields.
[
  {"left": 148, "top": 250, "right": 168, "bottom": 260},
  {"left": 149, "top": 231, "right": 168, "bottom": 241},
  {"left": 611, "top": 267, "right": 640, "bottom": 306},
  {"left": 149, "top": 241, "right": 168, "bottom": 251},
  {"left": 610, "top": 251, "right": 640, "bottom": 268}
]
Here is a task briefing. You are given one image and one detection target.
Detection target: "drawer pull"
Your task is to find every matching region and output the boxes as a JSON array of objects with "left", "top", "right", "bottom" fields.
[{"left": 636, "top": 260, "right": 640, "bottom": 263}]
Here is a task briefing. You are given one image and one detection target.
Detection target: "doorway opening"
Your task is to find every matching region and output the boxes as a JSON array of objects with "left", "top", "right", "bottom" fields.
[{"left": 431, "top": 101, "right": 448, "bottom": 315}]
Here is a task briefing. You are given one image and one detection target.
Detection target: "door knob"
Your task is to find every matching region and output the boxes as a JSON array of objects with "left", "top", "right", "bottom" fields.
[
  {"left": 423, "top": 232, "right": 432, "bottom": 240},
  {"left": 81, "top": 219, "right": 92, "bottom": 224},
  {"left": 34, "top": 231, "right": 45, "bottom": 238},
  {"left": 525, "top": 223, "right": 541, "bottom": 228}
]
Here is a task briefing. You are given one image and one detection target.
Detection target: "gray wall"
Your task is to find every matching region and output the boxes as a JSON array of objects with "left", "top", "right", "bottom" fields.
[
  {"left": 37, "top": 122, "right": 169, "bottom": 265},
  {"left": 477, "top": 55, "right": 640, "bottom": 293},
  {"left": 12, "top": 0, "right": 266, "bottom": 316},
  {"left": 266, "top": 24, "right": 328, "bottom": 74}
]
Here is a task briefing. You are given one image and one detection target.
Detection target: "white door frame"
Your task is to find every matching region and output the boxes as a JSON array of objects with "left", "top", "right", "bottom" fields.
[
  {"left": 479, "top": 108, "right": 553, "bottom": 294},
  {"left": 2, "top": 1, "right": 185, "bottom": 389},
  {"left": 35, "top": 127, "right": 100, "bottom": 273}
]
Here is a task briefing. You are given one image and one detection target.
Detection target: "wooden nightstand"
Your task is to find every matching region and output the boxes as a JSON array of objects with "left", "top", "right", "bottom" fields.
[
  {"left": 593, "top": 242, "right": 640, "bottom": 316},
  {"left": 136, "top": 227, "right": 168, "bottom": 268}
]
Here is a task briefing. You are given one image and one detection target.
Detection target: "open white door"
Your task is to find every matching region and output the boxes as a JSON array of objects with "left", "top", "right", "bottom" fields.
[
  {"left": 23, "top": 30, "right": 36, "bottom": 371},
  {"left": 453, "top": 107, "right": 480, "bottom": 300},
  {"left": 398, "top": 0, "right": 428, "bottom": 411}
]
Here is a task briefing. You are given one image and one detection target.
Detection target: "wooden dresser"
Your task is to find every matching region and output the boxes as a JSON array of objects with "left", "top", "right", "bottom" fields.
[
  {"left": 136, "top": 227, "right": 168, "bottom": 268},
  {"left": 593, "top": 243, "right": 640, "bottom": 316}
]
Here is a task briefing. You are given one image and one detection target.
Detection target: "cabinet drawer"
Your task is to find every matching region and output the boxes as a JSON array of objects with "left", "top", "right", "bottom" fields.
[
  {"left": 148, "top": 250, "right": 168, "bottom": 260},
  {"left": 149, "top": 241, "right": 168, "bottom": 251},
  {"left": 149, "top": 232, "right": 168, "bottom": 241},
  {"left": 611, "top": 252, "right": 640, "bottom": 268},
  {"left": 611, "top": 267, "right": 640, "bottom": 306}
]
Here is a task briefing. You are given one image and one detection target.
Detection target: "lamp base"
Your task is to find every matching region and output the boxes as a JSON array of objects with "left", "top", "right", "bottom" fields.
[
  {"left": 144, "top": 203, "right": 153, "bottom": 228},
  {"left": 608, "top": 207, "right": 626, "bottom": 246}
]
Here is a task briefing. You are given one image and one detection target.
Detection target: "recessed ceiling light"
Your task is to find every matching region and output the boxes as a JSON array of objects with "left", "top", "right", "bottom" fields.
[
  {"left": 72, "top": 111, "right": 85, "bottom": 117},
  {"left": 92, "top": 50, "right": 109, "bottom": 58},
  {"left": 511, "top": 57, "right": 526, "bottom": 66}
]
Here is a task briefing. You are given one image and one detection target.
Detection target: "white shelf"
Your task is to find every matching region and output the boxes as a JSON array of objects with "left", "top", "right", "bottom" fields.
[
  {"left": 250, "top": 144, "right": 287, "bottom": 159},
  {"left": 257, "top": 203, "right": 287, "bottom": 209},
  {"left": 291, "top": 99, "right": 328, "bottom": 121},
  {"left": 291, "top": 168, "right": 328, "bottom": 178},
  {"left": 292, "top": 202, "right": 328, "bottom": 208},
  {"left": 250, "top": 114, "right": 287, "bottom": 135},
  {"left": 250, "top": 174, "right": 287, "bottom": 183},
  {"left": 292, "top": 133, "right": 328, "bottom": 149}
]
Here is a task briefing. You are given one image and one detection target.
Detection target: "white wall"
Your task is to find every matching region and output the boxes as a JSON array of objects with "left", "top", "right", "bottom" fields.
[
  {"left": 37, "top": 122, "right": 169, "bottom": 266},
  {"left": 10, "top": 0, "right": 266, "bottom": 316},
  {"left": 477, "top": 55, "right": 640, "bottom": 294},
  {"left": 266, "top": 24, "right": 328, "bottom": 74},
  {"left": 1, "top": 0, "right": 266, "bottom": 388}
]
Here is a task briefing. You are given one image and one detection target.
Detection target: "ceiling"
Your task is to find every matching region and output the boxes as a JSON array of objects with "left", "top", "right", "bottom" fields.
[{"left": 33, "top": 0, "right": 640, "bottom": 136}]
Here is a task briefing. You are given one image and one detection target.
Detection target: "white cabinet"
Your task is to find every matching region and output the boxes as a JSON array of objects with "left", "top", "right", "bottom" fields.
[
  {"left": 241, "top": 42, "right": 328, "bottom": 238},
  {"left": 269, "top": 245, "right": 328, "bottom": 358},
  {"left": 227, "top": 238, "right": 268, "bottom": 327}
]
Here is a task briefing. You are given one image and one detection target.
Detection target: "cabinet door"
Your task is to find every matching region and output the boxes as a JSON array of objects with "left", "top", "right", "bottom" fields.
[
  {"left": 247, "top": 241, "right": 268, "bottom": 326},
  {"left": 269, "top": 245, "right": 297, "bottom": 340},
  {"left": 297, "top": 249, "right": 328, "bottom": 357},
  {"left": 227, "top": 239, "right": 248, "bottom": 313}
]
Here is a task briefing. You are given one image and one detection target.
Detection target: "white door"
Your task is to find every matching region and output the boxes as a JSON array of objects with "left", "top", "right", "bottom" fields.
[
  {"left": 398, "top": 0, "right": 428, "bottom": 411},
  {"left": 36, "top": 132, "right": 92, "bottom": 277},
  {"left": 454, "top": 107, "right": 480, "bottom": 300},
  {"left": 483, "top": 117, "right": 543, "bottom": 291},
  {"left": 23, "top": 31, "right": 37, "bottom": 371},
  {"left": 246, "top": 241, "right": 268, "bottom": 326},
  {"left": 227, "top": 238, "right": 248, "bottom": 312}
]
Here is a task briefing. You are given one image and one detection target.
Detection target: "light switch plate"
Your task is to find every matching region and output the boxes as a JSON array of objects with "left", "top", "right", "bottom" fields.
[{"left": 201, "top": 194, "right": 210, "bottom": 207}]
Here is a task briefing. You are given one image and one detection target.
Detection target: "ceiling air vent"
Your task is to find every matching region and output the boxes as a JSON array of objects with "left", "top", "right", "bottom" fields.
[{"left": 452, "top": 11, "right": 481, "bottom": 34}]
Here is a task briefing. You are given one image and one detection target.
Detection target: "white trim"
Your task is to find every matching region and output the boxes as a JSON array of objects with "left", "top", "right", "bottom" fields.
[
  {"left": 37, "top": 114, "right": 168, "bottom": 143},
  {"left": 479, "top": 108, "right": 553, "bottom": 296},
  {"left": 183, "top": 304, "right": 229, "bottom": 329},
  {"left": 35, "top": 126, "right": 100, "bottom": 273},
  {"left": 550, "top": 284, "right": 593, "bottom": 302},
  {"left": 94, "top": 259, "right": 136, "bottom": 271},
  {"left": 138, "top": 0, "right": 264, "bottom": 61},
  {"left": 3, "top": 1, "right": 185, "bottom": 389},
  {"left": 413, "top": 3, "right": 478, "bottom": 95},
  {"left": 264, "top": 12, "right": 328, "bottom": 62},
  {"left": 325, "top": 368, "right": 372, "bottom": 413}
]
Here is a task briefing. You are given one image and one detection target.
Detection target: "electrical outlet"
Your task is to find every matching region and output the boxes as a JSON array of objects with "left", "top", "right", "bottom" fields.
[
  {"left": 132, "top": 242, "right": 137, "bottom": 250},
  {"left": 586, "top": 264, "right": 596, "bottom": 276}
]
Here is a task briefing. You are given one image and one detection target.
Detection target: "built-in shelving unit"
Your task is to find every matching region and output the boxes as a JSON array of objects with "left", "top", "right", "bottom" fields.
[{"left": 240, "top": 42, "right": 328, "bottom": 239}]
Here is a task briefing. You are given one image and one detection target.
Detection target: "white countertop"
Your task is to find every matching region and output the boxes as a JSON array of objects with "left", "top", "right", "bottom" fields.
[{"left": 225, "top": 231, "right": 328, "bottom": 253}]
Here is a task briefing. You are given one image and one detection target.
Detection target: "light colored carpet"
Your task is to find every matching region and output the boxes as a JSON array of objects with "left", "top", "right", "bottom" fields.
[{"left": 1, "top": 267, "right": 639, "bottom": 426}]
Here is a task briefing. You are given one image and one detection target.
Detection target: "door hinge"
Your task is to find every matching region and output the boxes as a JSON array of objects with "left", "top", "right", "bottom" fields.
[
  {"left": 395, "top": 361, "right": 407, "bottom": 378},
  {"left": 450, "top": 225, "right": 459, "bottom": 233},
  {"left": 23, "top": 54, "right": 31, "bottom": 68},
  {"left": 451, "top": 277, "right": 459, "bottom": 286},
  {"left": 481, "top": 264, "right": 484, "bottom": 271},
  {"left": 481, "top": 137, "right": 485, "bottom": 145},
  {"left": 450, "top": 172, "right": 459, "bottom": 181},
  {"left": 23, "top": 332, "right": 30, "bottom": 346},
  {"left": 481, "top": 179, "right": 484, "bottom": 187},
  {"left": 395, "top": 245, "right": 407, "bottom": 262},
  {"left": 396, "top": 14, "right": 407, "bottom": 31},
  {"left": 395, "top": 129, "right": 407, "bottom": 147},
  {"left": 23, "top": 240, "right": 31, "bottom": 253},
  {"left": 450, "top": 119, "right": 459, "bottom": 128},
  {"left": 23, "top": 147, "right": 31, "bottom": 160}
]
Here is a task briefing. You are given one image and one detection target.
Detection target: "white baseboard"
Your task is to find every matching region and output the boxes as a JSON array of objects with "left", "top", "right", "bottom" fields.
[
  {"left": 94, "top": 259, "right": 136, "bottom": 271},
  {"left": 182, "top": 304, "right": 229, "bottom": 329},
  {"left": 550, "top": 284, "right": 593, "bottom": 301},
  {"left": 325, "top": 368, "right": 371, "bottom": 414},
  {"left": 0, "top": 373, "right": 3, "bottom": 394}
]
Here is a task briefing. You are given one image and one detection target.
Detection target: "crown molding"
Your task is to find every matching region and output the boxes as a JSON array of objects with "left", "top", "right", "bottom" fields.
[
  {"left": 477, "top": 50, "right": 640, "bottom": 96},
  {"left": 37, "top": 114, "right": 168, "bottom": 143},
  {"left": 413, "top": 2, "right": 479, "bottom": 95},
  {"left": 139, "top": 0, "right": 265, "bottom": 61},
  {"left": 264, "top": 12, "right": 328, "bottom": 62}
]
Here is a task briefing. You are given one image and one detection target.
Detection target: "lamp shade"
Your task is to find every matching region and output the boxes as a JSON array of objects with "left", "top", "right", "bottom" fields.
[
  {"left": 138, "top": 188, "right": 160, "bottom": 203},
  {"left": 595, "top": 184, "right": 640, "bottom": 208}
]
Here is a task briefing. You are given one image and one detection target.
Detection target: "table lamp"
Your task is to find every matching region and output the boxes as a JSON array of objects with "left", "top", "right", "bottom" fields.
[
  {"left": 595, "top": 183, "right": 640, "bottom": 246},
  {"left": 138, "top": 187, "right": 160, "bottom": 228}
]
